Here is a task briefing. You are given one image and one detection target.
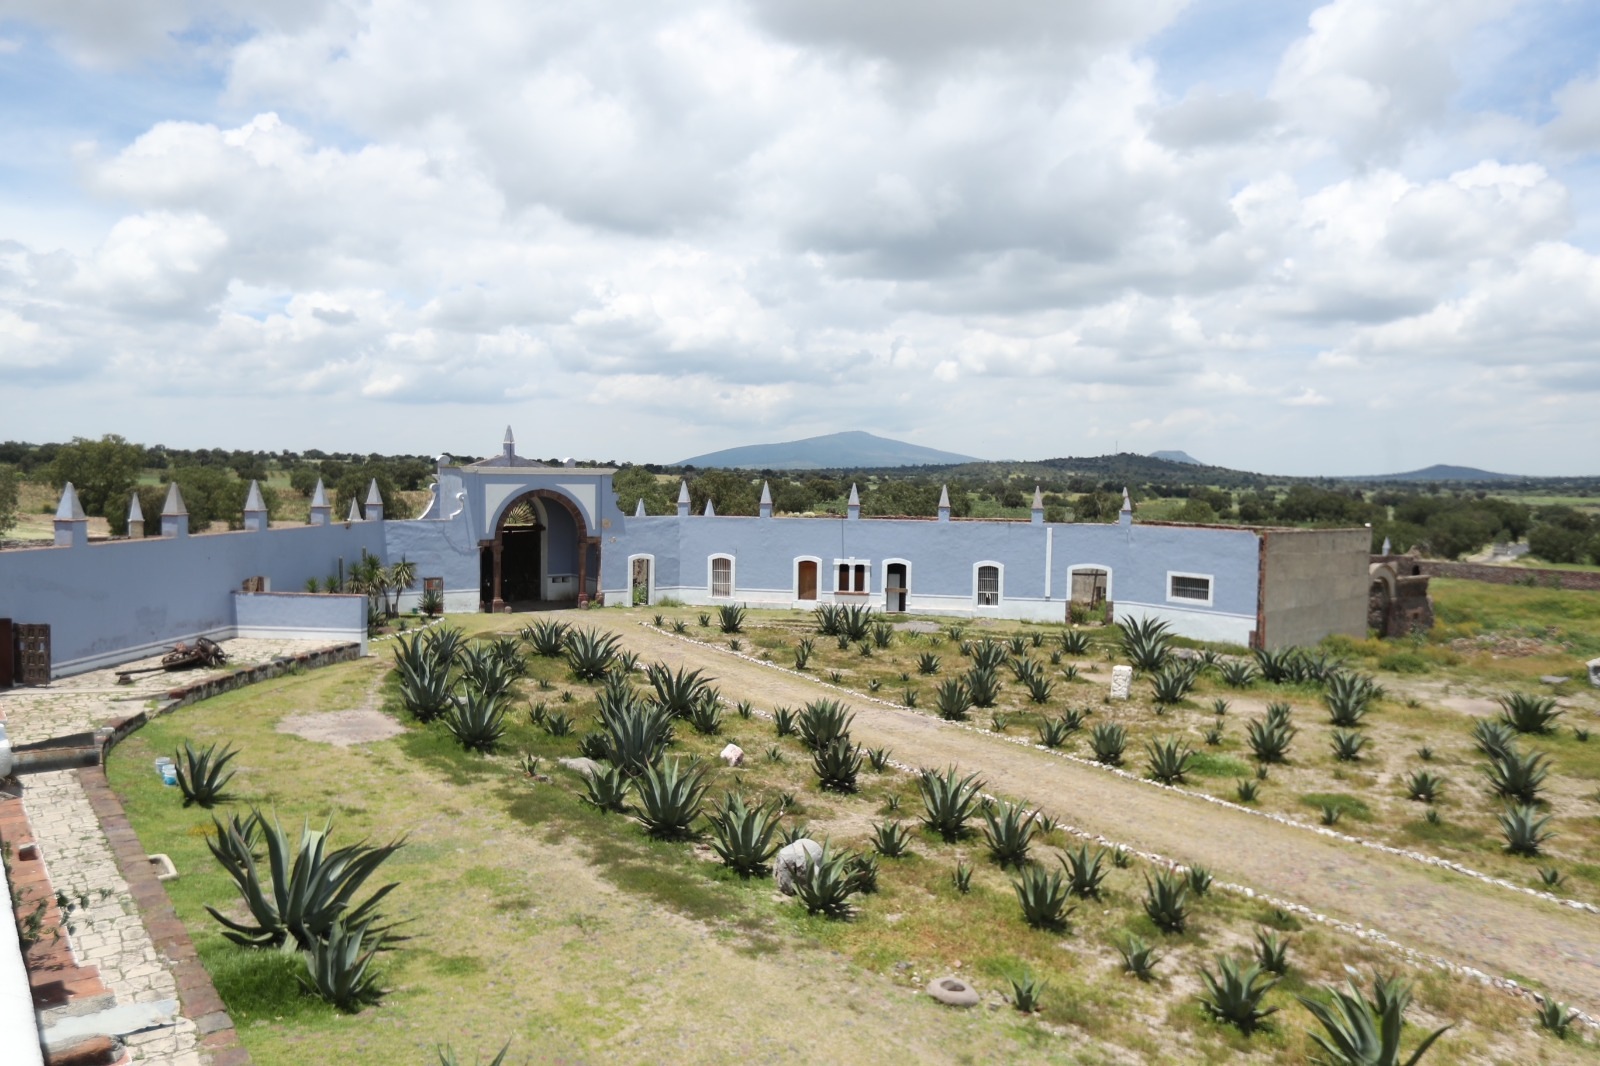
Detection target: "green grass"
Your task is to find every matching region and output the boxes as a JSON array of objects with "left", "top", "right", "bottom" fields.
[{"left": 1298, "top": 793, "right": 1374, "bottom": 822}]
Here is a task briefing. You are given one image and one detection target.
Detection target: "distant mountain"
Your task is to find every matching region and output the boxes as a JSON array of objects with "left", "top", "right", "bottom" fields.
[
  {"left": 1353, "top": 464, "right": 1523, "bottom": 482},
  {"left": 1150, "top": 450, "right": 1204, "bottom": 466},
  {"left": 678, "top": 431, "right": 980, "bottom": 470}
]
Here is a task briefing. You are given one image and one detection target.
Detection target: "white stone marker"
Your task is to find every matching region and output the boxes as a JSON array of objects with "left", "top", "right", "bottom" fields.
[{"left": 1110, "top": 665, "right": 1133, "bottom": 700}]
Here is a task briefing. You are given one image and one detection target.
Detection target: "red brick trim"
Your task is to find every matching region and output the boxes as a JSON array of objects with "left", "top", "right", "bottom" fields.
[{"left": 76, "top": 767, "right": 251, "bottom": 1066}]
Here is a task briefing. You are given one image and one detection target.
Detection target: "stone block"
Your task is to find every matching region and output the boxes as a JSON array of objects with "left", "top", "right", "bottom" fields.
[
  {"left": 774, "top": 838, "right": 822, "bottom": 896},
  {"left": 1110, "top": 665, "right": 1133, "bottom": 700},
  {"left": 719, "top": 743, "right": 744, "bottom": 767}
]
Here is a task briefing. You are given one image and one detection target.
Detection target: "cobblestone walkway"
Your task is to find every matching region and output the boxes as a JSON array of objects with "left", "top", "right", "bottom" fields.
[
  {"left": 2, "top": 638, "right": 331, "bottom": 1065},
  {"left": 23, "top": 771, "right": 202, "bottom": 1065}
]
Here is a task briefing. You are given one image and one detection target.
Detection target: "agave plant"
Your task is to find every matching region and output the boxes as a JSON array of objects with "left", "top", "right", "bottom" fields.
[
  {"left": 1024, "top": 672, "right": 1054, "bottom": 704},
  {"left": 793, "top": 638, "right": 814, "bottom": 670},
  {"left": 393, "top": 635, "right": 455, "bottom": 722},
  {"left": 1535, "top": 998, "right": 1578, "bottom": 1039},
  {"left": 634, "top": 758, "right": 708, "bottom": 840},
  {"left": 871, "top": 620, "right": 895, "bottom": 649},
  {"left": 173, "top": 740, "right": 237, "bottom": 808},
  {"left": 1330, "top": 729, "right": 1369, "bottom": 762},
  {"left": 1497, "top": 692, "right": 1563, "bottom": 735},
  {"left": 1471, "top": 719, "right": 1517, "bottom": 760},
  {"left": 1324, "top": 673, "right": 1376, "bottom": 727},
  {"left": 1198, "top": 956, "right": 1280, "bottom": 1035},
  {"left": 580, "top": 764, "right": 630, "bottom": 812},
  {"left": 1236, "top": 779, "right": 1261, "bottom": 803},
  {"left": 791, "top": 844, "right": 860, "bottom": 918},
  {"left": 870, "top": 820, "right": 913, "bottom": 858},
  {"left": 971, "top": 637, "right": 1009, "bottom": 670},
  {"left": 1220, "top": 660, "right": 1258, "bottom": 688},
  {"left": 966, "top": 666, "right": 1002, "bottom": 708},
  {"left": 1143, "top": 870, "right": 1190, "bottom": 933},
  {"left": 798, "top": 699, "right": 855, "bottom": 752},
  {"left": 541, "top": 710, "right": 575, "bottom": 737},
  {"left": 1483, "top": 747, "right": 1550, "bottom": 805},
  {"left": 716, "top": 603, "right": 746, "bottom": 634},
  {"left": 299, "top": 918, "right": 386, "bottom": 1012},
  {"left": 564, "top": 629, "right": 621, "bottom": 680},
  {"left": 706, "top": 793, "right": 781, "bottom": 877},
  {"left": 1203, "top": 724, "right": 1225, "bottom": 746},
  {"left": 1246, "top": 715, "right": 1296, "bottom": 763},
  {"left": 1254, "top": 646, "right": 1302, "bottom": 684},
  {"left": 598, "top": 695, "right": 674, "bottom": 777},
  {"left": 686, "top": 692, "right": 724, "bottom": 735},
  {"left": 521, "top": 618, "right": 570, "bottom": 657},
  {"left": 1185, "top": 864, "right": 1214, "bottom": 897},
  {"left": 1012, "top": 864, "right": 1074, "bottom": 930},
  {"left": 772, "top": 706, "right": 798, "bottom": 737},
  {"left": 1298, "top": 974, "right": 1452, "bottom": 1065},
  {"left": 919, "top": 765, "right": 984, "bottom": 841},
  {"left": 813, "top": 603, "right": 842, "bottom": 636},
  {"left": 1145, "top": 737, "right": 1194, "bottom": 785},
  {"left": 1151, "top": 663, "right": 1198, "bottom": 706},
  {"left": 1499, "top": 804, "right": 1555, "bottom": 856},
  {"left": 1118, "top": 935, "right": 1162, "bottom": 981},
  {"left": 1061, "top": 845, "right": 1108, "bottom": 899},
  {"left": 457, "top": 645, "right": 515, "bottom": 702},
  {"left": 435, "top": 1042, "right": 515, "bottom": 1066},
  {"left": 917, "top": 652, "right": 941, "bottom": 675},
  {"left": 952, "top": 862, "right": 974, "bottom": 894},
  {"left": 487, "top": 635, "right": 527, "bottom": 678},
  {"left": 1036, "top": 716, "right": 1071, "bottom": 748},
  {"left": 934, "top": 679, "right": 973, "bottom": 722},
  {"left": 1008, "top": 970, "right": 1045, "bottom": 1013},
  {"left": 844, "top": 852, "right": 879, "bottom": 894},
  {"left": 1404, "top": 770, "right": 1444, "bottom": 804},
  {"left": 1059, "top": 628, "right": 1090, "bottom": 656},
  {"left": 1120, "top": 616, "right": 1173, "bottom": 672},
  {"left": 901, "top": 687, "right": 919, "bottom": 708},
  {"left": 446, "top": 688, "right": 507, "bottom": 753},
  {"left": 205, "top": 809, "right": 403, "bottom": 951},
  {"left": 646, "top": 663, "right": 713, "bottom": 719},
  {"left": 813, "top": 738, "right": 865, "bottom": 793},
  {"left": 839, "top": 604, "right": 874, "bottom": 642},
  {"left": 1254, "top": 930, "right": 1289, "bottom": 975},
  {"left": 982, "top": 803, "right": 1038, "bottom": 868},
  {"left": 1090, "top": 722, "right": 1127, "bottom": 765},
  {"left": 1008, "top": 656, "right": 1041, "bottom": 684}
]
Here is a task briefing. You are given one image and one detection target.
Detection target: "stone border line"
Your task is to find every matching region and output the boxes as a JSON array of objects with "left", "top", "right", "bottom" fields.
[
  {"left": 77, "top": 767, "right": 248, "bottom": 1066},
  {"left": 642, "top": 622, "right": 1600, "bottom": 917},
  {"left": 639, "top": 621, "right": 1598, "bottom": 1028}
]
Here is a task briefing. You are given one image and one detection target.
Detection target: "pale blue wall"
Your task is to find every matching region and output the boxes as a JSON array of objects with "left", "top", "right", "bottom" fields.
[
  {"left": 0, "top": 524, "right": 385, "bottom": 675},
  {"left": 233, "top": 591, "right": 369, "bottom": 653}
]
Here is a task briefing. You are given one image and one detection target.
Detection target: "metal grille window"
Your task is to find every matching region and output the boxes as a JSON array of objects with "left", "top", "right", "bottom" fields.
[
  {"left": 1170, "top": 575, "right": 1211, "bottom": 601},
  {"left": 711, "top": 557, "right": 733, "bottom": 597},
  {"left": 976, "top": 565, "right": 1000, "bottom": 606}
]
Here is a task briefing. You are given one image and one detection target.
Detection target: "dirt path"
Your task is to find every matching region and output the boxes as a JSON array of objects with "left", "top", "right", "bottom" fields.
[{"left": 589, "top": 614, "right": 1600, "bottom": 1011}]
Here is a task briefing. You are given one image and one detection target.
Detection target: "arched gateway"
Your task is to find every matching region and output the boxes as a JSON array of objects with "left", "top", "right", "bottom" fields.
[{"left": 480, "top": 488, "right": 601, "bottom": 612}]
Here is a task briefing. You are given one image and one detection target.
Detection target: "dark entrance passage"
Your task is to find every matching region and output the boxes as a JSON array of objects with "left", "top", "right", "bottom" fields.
[
  {"left": 501, "top": 526, "right": 542, "bottom": 603},
  {"left": 885, "top": 563, "right": 908, "bottom": 612}
]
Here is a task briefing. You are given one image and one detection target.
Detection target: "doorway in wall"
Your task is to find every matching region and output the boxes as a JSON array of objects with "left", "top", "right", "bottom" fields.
[
  {"left": 631, "top": 557, "right": 652, "bottom": 606},
  {"left": 797, "top": 560, "right": 818, "bottom": 601},
  {"left": 885, "top": 562, "right": 908, "bottom": 612}
]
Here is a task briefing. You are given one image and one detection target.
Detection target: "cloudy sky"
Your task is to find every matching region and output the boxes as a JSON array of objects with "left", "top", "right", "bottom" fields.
[{"left": 1, "top": 0, "right": 1598, "bottom": 475}]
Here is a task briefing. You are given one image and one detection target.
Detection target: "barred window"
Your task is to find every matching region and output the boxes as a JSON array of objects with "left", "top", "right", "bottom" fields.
[
  {"left": 711, "top": 557, "right": 733, "bottom": 597},
  {"left": 977, "top": 565, "right": 1000, "bottom": 606},
  {"left": 1170, "top": 575, "right": 1211, "bottom": 602}
]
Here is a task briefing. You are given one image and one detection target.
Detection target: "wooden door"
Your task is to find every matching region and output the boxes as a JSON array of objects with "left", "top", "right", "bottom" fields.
[
  {"left": 16, "top": 623, "right": 50, "bottom": 685},
  {"left": 797, "top": 561, "right": 818, "bottom": 600}
]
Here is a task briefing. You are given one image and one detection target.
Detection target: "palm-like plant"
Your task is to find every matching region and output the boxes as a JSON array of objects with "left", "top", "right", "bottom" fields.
[
  {"left": 633, "top": 758, "right": 708, "bottom": 840},
  {"left": 706, "top": 793, "right": 781, "bottom": 877},
  {"left": 1497, "top": 692, "right": 1563, "bottom": 735},
  {"left": 1298, "top": 973, "right": 1452, "bottom": 1065},
  {"left": 205, "top": 809, "right": 403, "bottom": 951},
  {"left": 1198, "top": 956, "right": 1280, "bottom": 1035},
  {"left": 174, "top": 740, "right": 237, "bottom": 808},
  {"left": 1120, "top": 616, "right": 1173, "bottom": 672},
  {"left": 981, "top": 803, "right": 1038, "bottom": 868},
  {"left": 918, "top": 765, "right": 984, "bottom": 841},
  {"left": 1090, "top": 722, "right": 1127, "bottom": 765}
]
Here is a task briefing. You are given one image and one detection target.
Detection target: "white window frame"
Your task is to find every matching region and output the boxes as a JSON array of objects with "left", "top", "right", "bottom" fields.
[
  {"left": 833, "top": 557, "right": 870, "bottom": 595},
  {"left": 708, "top": 554, "right": 735, "bottom": 598},
  {"left": 973, "top": 561, "right": 1003, "bottom": 609},
  {"left": 1166, "top": 570, "right": 1214, "bottom": 607},
  {"left": 793, "top": 555, "right": 822, "bottom": 601}
]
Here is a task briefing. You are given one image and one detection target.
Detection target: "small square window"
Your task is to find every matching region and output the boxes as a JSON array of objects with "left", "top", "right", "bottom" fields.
[{"left": 1170, "top": 575, "right": 1211, "bottom": 601}]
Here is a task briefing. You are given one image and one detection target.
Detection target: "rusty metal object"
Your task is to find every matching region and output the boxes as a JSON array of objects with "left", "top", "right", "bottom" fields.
[{"left": 116, "top": 638, "right": 229, "bottom": 684}]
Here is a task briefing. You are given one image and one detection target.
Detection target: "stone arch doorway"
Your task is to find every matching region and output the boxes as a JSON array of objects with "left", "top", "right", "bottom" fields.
[{"left": 481, "top": 489, "right": 599, "bottom": 612}]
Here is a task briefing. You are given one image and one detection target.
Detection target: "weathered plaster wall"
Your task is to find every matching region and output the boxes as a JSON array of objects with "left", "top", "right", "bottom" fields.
[
  {"left": 233, "top": 591, "right": 369, "bottom": 654},
  {"left": 1259, "top": 528, "right": 1370, "bottom": 649},
  {"left": 0, "top": 523, "right": 384, "bottom": 675}
]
